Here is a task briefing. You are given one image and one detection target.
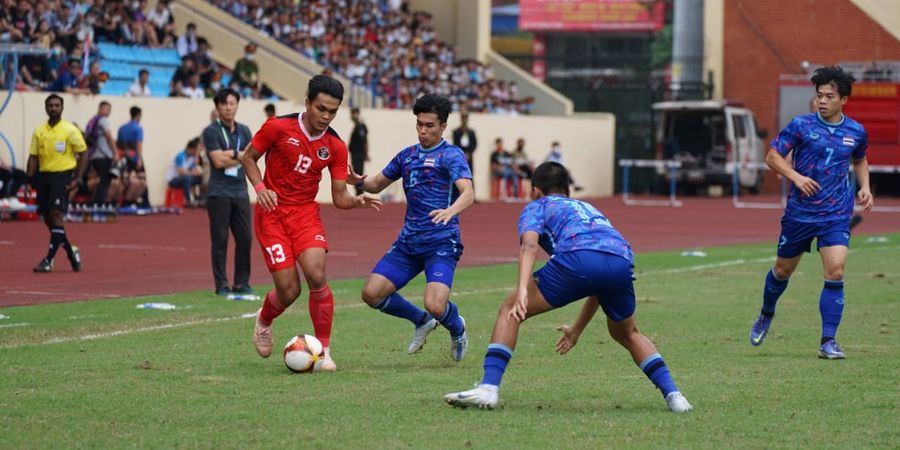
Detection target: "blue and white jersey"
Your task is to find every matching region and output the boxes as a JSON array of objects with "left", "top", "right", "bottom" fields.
[
  {"left": 772, "top": 113, "right": 867, "bottom": 223},
  {"left": 517, "top": 194, "right": 633, "bottom": 263},
  {"left": 382, "top": 139, "right": 472, "bottom": 243}
]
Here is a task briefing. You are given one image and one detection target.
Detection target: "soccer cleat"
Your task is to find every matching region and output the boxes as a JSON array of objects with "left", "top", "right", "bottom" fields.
[
  {"left": 319, "top": 347, "right": 337, "bottom": 371},
  {"left": 445, "top": 384, "right": 499, "bottom": 409},
  {"left": 407, "top": 318, "right": 439, "bottom": 354},
  {"left": 33, "top": 258, "right": 53, "bottom": 273},
  {"left": 68, "top": 246, "right": 81, "bottom": 272},
  {"left": 818, "top": 340, "right": 846, "bottom": 360},
  {"left": 749, "top": 314, "right": 773, "bottom": 346},
  {"left": 215, "top": 286, "right": 232, "bottom": 296},
  {"left": 233, "top": 284, "right": 254, "bottom": 295},
  {"left": 450, "top": 316, "right": 468, "bottom": 362},
  {"left": 253, "top": 308, "right": 273, "bottom": 358},
  {"left": 665, "top": 391, "right": 693, "bottom": 413}
]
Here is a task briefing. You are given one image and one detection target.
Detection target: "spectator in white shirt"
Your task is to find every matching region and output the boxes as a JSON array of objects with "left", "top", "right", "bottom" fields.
[
  {"left": 127, "top": 69, "right": 152, "bottom": 97},
  {"left": 176, "top": 22, "right": 198, "bottom": 58}
]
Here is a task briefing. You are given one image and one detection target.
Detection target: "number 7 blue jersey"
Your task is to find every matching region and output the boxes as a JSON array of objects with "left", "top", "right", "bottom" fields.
[
  {"left": 382, "top": 139, "right": 472, "bottom": 243},
  {"left": 517, "top": 194, "right": 633, "bottom": 263},
  {"left": 772, "top": 113, "right": 867, "bottom": 223}
]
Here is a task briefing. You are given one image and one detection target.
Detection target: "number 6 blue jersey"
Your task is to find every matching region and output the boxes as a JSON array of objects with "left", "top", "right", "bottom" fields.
[
  {"left": 382, "top": 139, "right": 472, "bottom": 243},
  {"left": 772, "top": 113, "right": 867, "bottom": 223},
  {"left": 517, "top": 194, "right": 633, "bottom": 263}
]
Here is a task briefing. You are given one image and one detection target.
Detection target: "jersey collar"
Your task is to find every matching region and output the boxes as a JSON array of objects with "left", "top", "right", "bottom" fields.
[
  {"left": 417, "top": 139, "right": 446, "bottom": 153},
  {"left": 816, "top": 112, "right": 845, "bottom": 128},
  {"left": 299, "top": 113, "right": 326, "bottom": 142}
]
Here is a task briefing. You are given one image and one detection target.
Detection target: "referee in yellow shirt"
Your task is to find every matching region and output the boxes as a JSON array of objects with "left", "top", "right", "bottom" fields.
[{"left": 24, "top": 94, "right": 89, "bottom": 273}]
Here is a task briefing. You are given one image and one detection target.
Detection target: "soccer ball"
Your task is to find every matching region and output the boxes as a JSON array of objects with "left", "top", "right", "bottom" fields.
[{"left": 283, "top": 334, "right": 325, "bottom": 373}]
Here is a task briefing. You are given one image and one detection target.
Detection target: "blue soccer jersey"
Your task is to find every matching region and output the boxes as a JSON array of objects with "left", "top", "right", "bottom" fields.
[
  {"left": 382, "top": 139, "right": 472, "bottom": 243},
  {"left": 517, "top": 194, "right": 633, "bottom": 263},
  {"left": 772, "top": 113, "right": 867, "bottom": 223}
]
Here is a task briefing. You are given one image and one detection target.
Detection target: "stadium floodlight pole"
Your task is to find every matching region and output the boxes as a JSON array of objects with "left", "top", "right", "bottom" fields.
[{"left": 671, "top": 0, "right": 704, "bottom": 100}]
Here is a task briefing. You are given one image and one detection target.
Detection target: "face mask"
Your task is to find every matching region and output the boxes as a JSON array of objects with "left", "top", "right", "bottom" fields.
[
  {"left": 245, "top": 53, "right": 254, "bottom": 61},
  {"left": 552, "top": 145, "right": 560, "bottom": 152},
  {"left": 211, "top": 81, "right": 221, "bottom": 90}
]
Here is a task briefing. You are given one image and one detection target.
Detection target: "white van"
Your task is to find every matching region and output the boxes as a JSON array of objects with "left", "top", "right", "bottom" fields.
[{"left": 652, "top": 100, "right": 766, "bottom": 193}]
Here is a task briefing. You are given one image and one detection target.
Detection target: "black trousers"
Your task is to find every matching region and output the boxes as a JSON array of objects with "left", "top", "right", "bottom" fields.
[
  {"left": 350, "top": 151, "right": 365, "bottom": 194},
  {"left": 90, "top": 158, "right": 112, "bottom": 204},
  {"left": 206, "top": 196, "right": 252, "bottom": 290}
]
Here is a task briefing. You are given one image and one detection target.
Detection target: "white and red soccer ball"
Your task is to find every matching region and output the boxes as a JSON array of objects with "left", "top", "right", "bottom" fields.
[{"left": 283, "top": 334, "right": 325, "bottom": 373}]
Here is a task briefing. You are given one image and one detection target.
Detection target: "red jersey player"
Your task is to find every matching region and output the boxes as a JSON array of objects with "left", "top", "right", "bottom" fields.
[{"left": 240, "top": 75, "right": 381, "bottom": 371}]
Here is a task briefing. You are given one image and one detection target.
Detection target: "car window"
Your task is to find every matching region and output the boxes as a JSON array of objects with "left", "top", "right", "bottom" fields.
[{"left": 733, "top": 114, "right": 747, "bottom": 139}]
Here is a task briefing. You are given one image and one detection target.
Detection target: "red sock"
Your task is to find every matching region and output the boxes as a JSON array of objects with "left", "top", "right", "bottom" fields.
[
  {"left": 308, "top": 285, "right": 334, "bottom": 347},
  {"left": 259, "top": 289, "right": 285, "bottom": 326}
]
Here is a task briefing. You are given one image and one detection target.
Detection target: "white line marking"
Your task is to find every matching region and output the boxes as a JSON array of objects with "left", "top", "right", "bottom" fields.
[
  {"left": 5, "top": 290, "right": 121, "bottom": 298},
  {"left": 0, "top": 240, "right": 15, "bottom": 245},
  {"left": 0, "top": 323, "right": 29, "bottom": 329}
]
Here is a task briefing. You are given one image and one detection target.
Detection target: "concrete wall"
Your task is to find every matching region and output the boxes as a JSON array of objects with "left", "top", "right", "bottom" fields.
[{"left": 0, "top": 92, "right": 615, "bottom": 204}]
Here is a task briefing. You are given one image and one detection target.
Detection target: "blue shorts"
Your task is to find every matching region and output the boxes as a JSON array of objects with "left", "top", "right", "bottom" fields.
[
  {"left": 533, "top": 250, "right": 636, "bottom": 322},
  {"left": 777, "top": 218, "right": 851, "bottom": 258},
  {"left": 372, "top": 238, "right": 463, "bottom": 290}
]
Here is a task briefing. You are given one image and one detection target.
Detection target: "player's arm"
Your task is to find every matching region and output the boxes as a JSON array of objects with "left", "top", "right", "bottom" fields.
[
  {"left": 508, "top": 230, "right": 540, "bottom": 322},
  {"left": 349, "top": 170, "right": 394, "bottom": 194},
  {"left": 239, "top": 144, "right": 277, "bottom": 211},
  {"left": 765, "top": 148, "right": 819, "bottom": 196},
  {"left": 852, "top": 157, "right": 873, "bottom": 211},
  {"left": 330, "top": 178, "right": 382, "bottom": 210},
  {"left": 556, "top": 297, "right": 600, "bottom": 355},
  {"left": 429, "top": 178, "right": 474, "bottom": 225}
]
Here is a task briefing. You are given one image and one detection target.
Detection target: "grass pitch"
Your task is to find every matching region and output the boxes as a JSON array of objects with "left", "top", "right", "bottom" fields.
[{"left": 1, "top": 234, "right": 898, "bottom": 449}]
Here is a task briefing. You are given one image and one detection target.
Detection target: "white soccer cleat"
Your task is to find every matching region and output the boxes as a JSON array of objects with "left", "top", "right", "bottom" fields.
[
  {"left": 253, "top": 308, "right": 273, "bottom": 358},
  {"left": 665, "top": 391, "right": 693, "bottom": 413},
  {"left": 407, "top": 318, "right": 439, "bottom": 354},
  {"left": 445, "top": 384, "right": 499, "bottom": 409},
  {"left": 319, "top": 347, "right": 337, "bottom": 371}
]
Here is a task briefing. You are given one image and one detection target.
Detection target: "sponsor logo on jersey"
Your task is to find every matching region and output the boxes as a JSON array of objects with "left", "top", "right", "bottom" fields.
[
  {"left": 287, "top": 137, "right": 301, "bottom": 146},
  {"left": 842, "top": 136, "right": 855, "bottom": 146},
  {"left": 316, "top": 146, "right": 330, "bottom": 160},
  {"left": 809, "top": 132, "right": 820, "bottom": 140},
  {"left": 315, "top": 234, "right": 326, "bottom": 242}
]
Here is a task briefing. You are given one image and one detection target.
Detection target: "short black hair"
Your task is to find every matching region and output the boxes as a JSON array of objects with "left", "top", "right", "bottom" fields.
[
  {"left": 129, "top": 106, "right": 141, "bottom": 119},
  {"left": 307, "top": 75, "right": 344, "bottom": 103},
  {"left": 811, "top": 66, "right": 856, "bottom": 98},
  {"left": 45, "top": 93, "right": 63, "bottom": 106},
  {"left": 138, "top": 69, "right": 149, "bottom": 77},
  {"left": 213, "top": 88, "right": 240, "bottom": 106},
  {"left": 186, "top": 137, "right": 201, "bottom": 149},
  {"left": 413, "top": 93, "right": 451, "bottom": 123},
  {"left": 532, "top": 162, "right": 571, "bottom": 196},
  {"left": 98, "top": 100, "right": 110, "bottom": 108},
  {"left": 264, "top": 103, "right": 275, "bottom": 114}
]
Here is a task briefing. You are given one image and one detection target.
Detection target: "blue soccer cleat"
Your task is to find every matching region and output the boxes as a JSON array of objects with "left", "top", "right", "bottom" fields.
[
  {"left": 818, "top": 340, "right": 846, "bottom": 360},
  {"left": 750, "top": 314, "right": 773, "bottom": 346}
]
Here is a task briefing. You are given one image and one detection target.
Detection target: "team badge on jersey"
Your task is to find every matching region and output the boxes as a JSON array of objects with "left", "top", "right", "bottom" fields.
[
  {"left": 316, "top": 146, "right": 330, "bottom": 160},
  {"left": 842, "top": 136, "right": 855, "bottom": 146}
]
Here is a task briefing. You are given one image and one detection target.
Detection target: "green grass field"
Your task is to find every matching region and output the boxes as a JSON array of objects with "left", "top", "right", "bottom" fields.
[{"left": 2, "top": 235, "right": 898, "bottom": 449}]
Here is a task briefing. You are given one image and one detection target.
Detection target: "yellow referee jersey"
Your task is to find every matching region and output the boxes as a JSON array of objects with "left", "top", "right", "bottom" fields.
[{"left": 29, "top": 119, "right": 88, "bottom": 173}]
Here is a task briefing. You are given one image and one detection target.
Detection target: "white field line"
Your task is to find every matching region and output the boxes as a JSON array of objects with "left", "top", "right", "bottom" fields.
[
  {"left": 4, "top": 244, "right": 897, "bottom": 350},
  {"left": 0, "top": 240, "right": 15, "bottom": 245}
]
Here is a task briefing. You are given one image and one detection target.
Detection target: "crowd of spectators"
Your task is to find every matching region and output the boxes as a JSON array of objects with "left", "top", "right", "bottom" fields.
[{"left": 208, "top": 0, "right": 531, "bottom": 114}]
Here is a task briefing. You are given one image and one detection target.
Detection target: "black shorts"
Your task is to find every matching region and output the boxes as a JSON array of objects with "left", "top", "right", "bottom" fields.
[{"left": 34, "top": 170, "right": 73, "bottom": 214}]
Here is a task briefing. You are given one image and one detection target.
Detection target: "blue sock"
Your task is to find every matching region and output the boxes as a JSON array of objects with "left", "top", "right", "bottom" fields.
[
  {"left": 761, "top": 269, "right": 789, "bottom": 316},
  {"left": 438, "top": 301, "right": 464, "bottom": 337},
  {"left": 639, "top": 353, "right": 678, "bottom": 398},
  {"left": 482, "top": 343, "right": 513, "bottom": 387},
  {"left": 819, "top": 280, "right": 845, "bottom": 341},
  {"left": 372, "top": 293, "right": 432, "bottom": 327}
]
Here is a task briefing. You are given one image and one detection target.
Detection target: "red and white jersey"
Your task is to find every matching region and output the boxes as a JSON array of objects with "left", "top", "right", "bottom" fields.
[{"left": 251, "top": 113, "right": 349, "bottom": 206}]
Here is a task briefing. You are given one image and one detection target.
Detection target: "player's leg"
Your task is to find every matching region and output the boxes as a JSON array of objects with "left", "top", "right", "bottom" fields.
[
  {"left": 422, "top": 259, "right": 466, "bottom": 361},
  {"left": 297, "top": 247, "right": 338, "bottom": 368},
  {"left": 253, "top": 207, "right": 301, "bottom": 358},
  {"left": 816, "top": 220, "right": 851, "bottom": 359},
  {"left": 751, "top": 219, "right": 811, "bottom": 346},
  {"left": 445, "top": 277, "right": 554, "bottom": 409}
]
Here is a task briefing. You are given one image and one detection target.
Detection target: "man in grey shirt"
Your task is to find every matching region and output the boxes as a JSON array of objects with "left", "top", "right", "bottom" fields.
[
  {"left": 201, "top": 88, "right": 254, "bottom": 296},
  {"left": 86, "top": 101, "right": 118, "bottom": 204}
]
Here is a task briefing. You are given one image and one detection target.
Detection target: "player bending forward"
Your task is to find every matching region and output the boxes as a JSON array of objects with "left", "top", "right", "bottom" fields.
[{"left": 445, "top": 162, "right": 692, "bottom": 412}]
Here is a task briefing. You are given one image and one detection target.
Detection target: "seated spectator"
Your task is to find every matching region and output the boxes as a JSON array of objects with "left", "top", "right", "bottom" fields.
[
  {"left": 170, "top": 56, "right": 196, "bottom": 93},
  {"left": 232, "top": 42, "right": 259, "bottom": 97},
  {"left": 47, "top": 58, "right": 90, "bottom": 95},
  {"left": 181, "top": 72, "right": 204, "bottom": 99},
  {"left": 192, "top": 37, "right": 217, "bottom": 86},
  {"left": 545, "top": 141, "right": 583, "bottom": 192},
  {"left": 81, "top": 60, "right": 106, "bottom": 95},
  {"left": 146, "top": 0, "right": 174, "bottom": 48},
  {"left": 512, "top": 137, "right": 534, "bottom": 181},
  {"left": 127, "top": 68, "right": 151, "bottom": 97},
  {"left": 176, "top": 22, "right": 198, "bottom": 58},
  {"left": 0, "top": 159, "right": 27, "bottom": 210},
  {"left": 490, "top": 137, "right": 519, "bottom": 199},
  {"left": 166, "top": 137, "right": 204, "bottom": 206}
]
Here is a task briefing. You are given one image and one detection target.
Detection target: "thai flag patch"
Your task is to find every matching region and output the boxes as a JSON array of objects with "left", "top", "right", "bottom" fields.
[
  {"left": 424, "top": 157, "right": 436, "bottom": 167},
  {"left": 842, "top": 136, "right": 855, "bottom": 146}
]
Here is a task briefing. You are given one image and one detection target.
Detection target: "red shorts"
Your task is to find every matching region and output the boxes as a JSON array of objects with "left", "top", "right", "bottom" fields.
[{"left": 254, "top": 203, "right": 328, "bottom": 272}]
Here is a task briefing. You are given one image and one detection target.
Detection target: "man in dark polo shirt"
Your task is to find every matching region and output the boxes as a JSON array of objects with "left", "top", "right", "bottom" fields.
[
  {"left": 348, "top": 107, "right": 368, "bottom": 194},
  {"left": 201, "top": 88, "right": 254, "bottom": 296}
]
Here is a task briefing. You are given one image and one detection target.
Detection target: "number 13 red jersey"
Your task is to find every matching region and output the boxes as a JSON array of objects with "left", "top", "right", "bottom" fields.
[{"left": 251, "top": 113, "right": 349, "bottom": 206}]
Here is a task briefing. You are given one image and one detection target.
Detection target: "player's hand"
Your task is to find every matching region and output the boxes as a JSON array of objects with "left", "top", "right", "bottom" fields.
[
  {"left": 555, "top": 325, "right": 580, "bottom": 355},
  {"left": 428, "top": 208, "right": 456, "bottom": 225},
  {"left": 347, "top": 171, "right": 367, "bottom": 186},
  {"left": 355, "top": 194, "right": 381, "bottom": 211},
  {"left": 791, "top": 175, "right": 820, "bottom": 197},
  {"left": 256, "top": 189, "right": 278, "bottom": 211},
  {"left": 856, "top": 188, "right": 874, "bottom": 211},
  {"left": 507, "top": 289, "right": 528, "bottom": 323}
]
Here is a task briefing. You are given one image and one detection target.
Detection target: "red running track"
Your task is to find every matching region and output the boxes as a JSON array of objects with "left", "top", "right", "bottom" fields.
[{"left": 1, "top": 197, "right": 898, "bottom": 307}]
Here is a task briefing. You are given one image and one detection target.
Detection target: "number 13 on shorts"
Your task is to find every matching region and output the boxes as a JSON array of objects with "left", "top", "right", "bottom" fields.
[{"left": 265, "top": 243, "right": 287, "bottom": 264}]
